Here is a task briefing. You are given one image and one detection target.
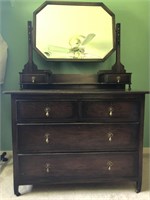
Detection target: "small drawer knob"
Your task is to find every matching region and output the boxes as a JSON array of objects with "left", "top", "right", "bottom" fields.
[
  {"left": 116, "top": 76, "right": 121, "bottom": 83},
  {"left": 45, "top": 163, "right": 50, "bottom": 173},
  {"left": 44, "top": 133, "right": 50, "bottom": 144},
  {"left": 44, "top": 107, "right": 50, "bottom": 117},
  {"left": 107, "top": 161, "right": 113, "bottom": 171},
  {"left": 31, "top": 76, "right": 36, "bottom": 83},
  {"left": 108, "top": 107, "right": 113, "bottom": 117},
  {"left": 107, "top": 132, "right": 113, "bottom": 142}
]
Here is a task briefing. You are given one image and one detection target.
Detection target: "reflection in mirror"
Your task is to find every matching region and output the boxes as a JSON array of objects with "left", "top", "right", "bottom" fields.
[{"left": 33, "top": 2, "right": 115, "bottom": 61}]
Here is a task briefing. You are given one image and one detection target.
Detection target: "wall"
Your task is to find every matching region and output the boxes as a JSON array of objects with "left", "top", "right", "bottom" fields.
[
  {"left": 0, "top": 84, "right": 1, "bottom": 150},
  {"left": 0, "top": 0, "right": 149, "bottom": 150},
  {"left": 0, "top": 1, "right": 1, "bottom": 150}
]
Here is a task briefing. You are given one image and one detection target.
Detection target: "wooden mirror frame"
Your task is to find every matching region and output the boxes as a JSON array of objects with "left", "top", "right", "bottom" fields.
[{"left": 33, "top": 1, "right": 115, "bottom": 62}]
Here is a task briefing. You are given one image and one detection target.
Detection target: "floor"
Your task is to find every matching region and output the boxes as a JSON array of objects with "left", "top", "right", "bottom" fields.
[{"left": 0, "top": 153, "right": 149, "bottom": 200}]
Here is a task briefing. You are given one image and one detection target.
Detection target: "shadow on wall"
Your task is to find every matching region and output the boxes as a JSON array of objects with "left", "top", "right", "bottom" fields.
[{"left": 0, "top": 34, "right": 8, "bottom": 85}]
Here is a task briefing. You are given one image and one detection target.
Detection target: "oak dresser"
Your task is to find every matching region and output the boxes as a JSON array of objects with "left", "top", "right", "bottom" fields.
[{"left": 7, "top": 89, "right": 148, "bottom": 195}]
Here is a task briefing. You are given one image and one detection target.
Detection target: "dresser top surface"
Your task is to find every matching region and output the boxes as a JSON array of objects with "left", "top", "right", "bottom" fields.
[{"left": 4, "top": 89, "right": 149, "bottom": 95}]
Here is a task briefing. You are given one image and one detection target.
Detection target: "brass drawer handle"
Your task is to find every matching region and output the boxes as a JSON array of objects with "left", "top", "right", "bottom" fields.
[
  {"left": 44, "top": 133, "right": 50, "bottom": 144},
  {"left": 116, "top": 76, "right": 121, "bottom": 83},
  {"left": 44, "top": 107, "right": 50, "bottom": 117},
  {"left": 45, "top": 163, "right": 50, "bottom": 173},
  {"left": 108, "top": 107, "right": 113, "bottom": 116},
  {"left": 107, "top": 132, "right": 113, "bottom": 142},
  {"left": 31, "top": 76, "right": 36, "bottom": 83},
  {"left": 107, "top": 161, "right": 113, "bottom": 171}
]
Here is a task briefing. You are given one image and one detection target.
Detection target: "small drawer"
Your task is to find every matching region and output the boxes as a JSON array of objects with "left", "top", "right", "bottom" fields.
[
  {"left": 18, "top": 123, "right": 138, "bottom": 153},
  {"left": 98, "top": 73, "right": 131, "bottom": 84},
  {"left": 20, "top": 73, "right": 51, "bottom": 84},
  {"left": 82, "top": 100, "right": 139, "bottom": 122},
  {"left": 19, "top": 153, "right": 137, "bottom": 182},
  {"left": 16, "top": 100, "right": 77, "bottom": 122}
]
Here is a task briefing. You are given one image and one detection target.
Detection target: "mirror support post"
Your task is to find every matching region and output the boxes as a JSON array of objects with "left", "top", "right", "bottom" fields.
[
  {"left": 112, "top": 23, "right": 126, "bottom": 73},
  {"left": 22, "top": 21, "right": 38, "bottom": 73}
]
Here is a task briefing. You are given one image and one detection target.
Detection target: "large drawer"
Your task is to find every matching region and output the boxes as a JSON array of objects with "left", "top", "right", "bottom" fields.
[
  {"left": 19, "top": 153, "right": 137, "bottom": 182},
  {"left": 18, "top": 123, "right": 138, "bottom": 153},
  {"left": 16, "top": 100, "right": 78, "bottom": 122},
  {"left": 82, "top": 100, "right": 139, "bottom": 122}
]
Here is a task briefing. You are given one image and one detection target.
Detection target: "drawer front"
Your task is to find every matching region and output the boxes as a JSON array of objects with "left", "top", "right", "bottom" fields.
[
  {"left": 16, "top": 100, "right": 77, "bottom": 122},
  {"left": 19, "top": 153, "right": 137, "bottom": 182},
  {"left": 18, "top": 123, "right": 138, "bottom": 153},
  {"left": 82, "top": 101, "right": 139, "bottom": 122},
  {"left": 20, "top": 73, "right": 50, "bottom": 84},
  {"left": 98, "top": 73, "right": 131, "bottom": 84}
]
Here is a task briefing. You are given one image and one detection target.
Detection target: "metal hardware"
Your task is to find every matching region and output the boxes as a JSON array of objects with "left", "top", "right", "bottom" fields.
[
  {"left": 44, "top": 107, "right": 50, "bottom": 117},
  {"left": 45, "top": 163, "right": 50, "bottom": 173},
  {"left": 109, "top": 107, "right": 113, "bottom": 116},
  {"left": 116, "top": 76, "right": 121, "bottom": 83},
  {"left": 107, "top": 132, "right": 113, "bottom": 142},
  {"left": 31, "top": 76, "right": 36, "bottom": 83},
  {"left": 45, "top": 133, "right": 50, "bottom": 144},
  {"left": 107, "top": 161, "right": 113, "bottom": 171}
]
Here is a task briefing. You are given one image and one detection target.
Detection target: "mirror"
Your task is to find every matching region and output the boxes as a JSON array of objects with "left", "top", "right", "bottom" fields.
[{"left": 33, "top": 1, "right": 115, "bottom": 61}]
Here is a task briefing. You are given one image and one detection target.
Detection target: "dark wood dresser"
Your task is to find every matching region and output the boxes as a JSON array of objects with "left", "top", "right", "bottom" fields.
[{"left": 7, "top": 89, "right": 148, "bottom": 195}]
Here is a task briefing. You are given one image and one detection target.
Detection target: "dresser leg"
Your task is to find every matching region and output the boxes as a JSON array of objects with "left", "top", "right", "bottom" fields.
[
  {"left": 136, "top": 181, "right": 141, "bottom": 193},
  {"left": 14, "top": 185, "right": 21, "bottom": 196}
]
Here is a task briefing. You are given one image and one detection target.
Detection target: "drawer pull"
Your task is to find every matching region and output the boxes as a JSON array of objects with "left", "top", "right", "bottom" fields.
[
  {"left": 107, "top": 132, "right": 113, "bottom": 142},
  {"left": 109, "top": 107, "right": 113, "bottom": 116},
  {"left": 45, "top": 133, "right": 50, "bottom": 144},
  {"left": 107, "top": 161, "right": 113, "bottom": 171},
  {"left": 45, "top": 163, "right": 50, "bottom": 173},
  {"left": 44, "top": 107, "right": 50, "bottom": 117},
  {"left": 31, "top": 76, "right": 36, "bottom": 83},
  {"left": 116, "top": 76, "right": 121, "bottom": 83}
]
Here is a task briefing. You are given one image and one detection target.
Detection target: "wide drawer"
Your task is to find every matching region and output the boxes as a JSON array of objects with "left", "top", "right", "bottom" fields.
[
  {"left": 82, "top": 100, "right": 139, "bottom": 122},
  {"left": 16, "top": 100, "right": 77, "bottom": 122},
  {"left": 18, "top": 123, "right": 138, "bottom": 153},
  {"left": 19, "top": 153, "right": 137, "bottom": 182}
]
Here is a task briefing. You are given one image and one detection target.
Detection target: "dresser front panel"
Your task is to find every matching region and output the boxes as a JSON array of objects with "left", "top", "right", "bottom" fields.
[
  {"left": 9, "top": 91, "right": 146, "bottom": 194},
  {"left": 19, "top": 153, "right": 138, "bottom": 181},
  {"left": 16, "top": 100, "right": 78, "bottom": 122},
  {"left": 18, "top": 123, "right": 139, "bottom": 153}
]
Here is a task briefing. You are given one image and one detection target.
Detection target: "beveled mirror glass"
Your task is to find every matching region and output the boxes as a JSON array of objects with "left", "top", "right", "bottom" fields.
[{"left": 33, "top": 1, "right": 115, "bottom": 61}]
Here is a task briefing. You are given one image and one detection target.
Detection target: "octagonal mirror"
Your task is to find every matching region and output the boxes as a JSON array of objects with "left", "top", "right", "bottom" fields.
[{"left": 33, "top": 1, "right": 115, "bottom": 61}]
